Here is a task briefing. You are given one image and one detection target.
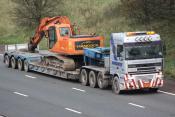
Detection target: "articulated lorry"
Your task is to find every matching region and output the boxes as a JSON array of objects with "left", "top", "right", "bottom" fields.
[{"left": 3, "top": 30, "right": 164, "bottom": 94}]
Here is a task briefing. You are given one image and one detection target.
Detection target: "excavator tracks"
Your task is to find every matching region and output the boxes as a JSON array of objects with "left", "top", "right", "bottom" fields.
[
  {"left": 41, "top": 54, "right": 76, "bottom": 71},
  {"left": 27, "top": 53, "right": 80, "bottom": 79}
]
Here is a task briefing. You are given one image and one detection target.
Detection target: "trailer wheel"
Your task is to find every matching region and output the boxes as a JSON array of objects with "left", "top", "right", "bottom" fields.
[
  {"left": 97, "top": 72, "right": 108, "bottom": 89},
  {"left": 11, "top": 57, "right": 17, "bottom": 69},
  {"left": 24, "top": 60, "right": 30, "bottom": 72},
  {"left": 112, "top": 76, "right": 121, "bottom": 94},
  {"left": 18, "top": 59, "right": 24, "bottom": 71},
  {"left": 80, "top": 69, "right": 88, "bottom": 86},
  {"left": 4, "top": 55, "right": 11, "bottom": 67},
  {"left": 89, "top": 71, "right": 97, "bottom": 88}
]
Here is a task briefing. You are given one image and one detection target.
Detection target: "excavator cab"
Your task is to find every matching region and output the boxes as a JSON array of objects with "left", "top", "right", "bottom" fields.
[
  {"left": 48, "top": 23, "right": 104, "bottom": 55},
  {"left": 47, "top": 24, "right": 71, "bottom": 49}
]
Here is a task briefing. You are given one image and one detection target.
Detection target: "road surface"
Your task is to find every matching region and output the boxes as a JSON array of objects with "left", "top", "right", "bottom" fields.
[{"left": 0, "top": 55, "right": 175, "bottom": 117}]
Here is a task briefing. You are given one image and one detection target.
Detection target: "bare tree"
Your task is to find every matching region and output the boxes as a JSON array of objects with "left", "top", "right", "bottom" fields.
[{"left": 11, "top": 0, "right": 65, "bottom": 30}]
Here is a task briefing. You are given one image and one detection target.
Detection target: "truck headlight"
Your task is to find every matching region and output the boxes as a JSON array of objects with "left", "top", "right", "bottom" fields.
[{"left": 158, "top": 71, "right": 162, "bottom": 75}]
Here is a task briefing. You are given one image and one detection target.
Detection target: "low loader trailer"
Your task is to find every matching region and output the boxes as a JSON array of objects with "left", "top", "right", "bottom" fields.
[{"left": 3, "top": 31, "right": 164, "bottom": 94}]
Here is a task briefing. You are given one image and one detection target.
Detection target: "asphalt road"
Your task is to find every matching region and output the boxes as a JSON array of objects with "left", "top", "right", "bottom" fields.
[{"left": 0, "top": 55, "right": 175, "bottom": 117}]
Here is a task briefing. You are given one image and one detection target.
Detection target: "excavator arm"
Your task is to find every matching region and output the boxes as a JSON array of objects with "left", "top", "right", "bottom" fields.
[{"left": 28, "top": 16, "right": 74, "bottom": 51}]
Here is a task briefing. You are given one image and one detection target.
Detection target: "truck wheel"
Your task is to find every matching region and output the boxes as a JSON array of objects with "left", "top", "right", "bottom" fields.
[
  {"left": 149, "top": 88, "right": 158, "bottom": 93},
  {"left": 4, "top": 55, "right": 11, "bottom": 67},
  {"left": 80, "top": 69, "right": 88, "bottom": 86},
  {"left": 112, "top": 76, "right": 121, "bottom": 94},
  {"left": 18, "top": 59, "right": 24, "bottom": 71},
  {"left": 97, "top": 72, "right": 108, "bottom": 89},
  {"left": 24, "top": 60, "right": 30, "bottom": 72},
  {"left": 11, "top": 57, "right": 17, "bottom": 69},
  {"left": 89, "top": 71, "right": 97, "bottom": 88}
]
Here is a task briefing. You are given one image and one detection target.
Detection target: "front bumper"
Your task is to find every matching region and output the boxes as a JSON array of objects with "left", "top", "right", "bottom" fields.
[{"left": 120, "top": 73, "right": 164, "bottom": 90}]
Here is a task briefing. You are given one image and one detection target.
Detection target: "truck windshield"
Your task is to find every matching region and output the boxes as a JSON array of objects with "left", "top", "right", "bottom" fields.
[{"left": 125, "top": 44, "right": 163, "bottom": 60}]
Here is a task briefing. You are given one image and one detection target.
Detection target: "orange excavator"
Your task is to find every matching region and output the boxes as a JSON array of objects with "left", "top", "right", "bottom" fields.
[{"left": 28, "top": 16, "right": 104, "bottom": 70}]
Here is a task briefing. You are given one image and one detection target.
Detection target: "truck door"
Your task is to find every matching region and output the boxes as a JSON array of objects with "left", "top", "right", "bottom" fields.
[
  {"left": 48, "top": 27, "right": 57, "bottom": 49},
  {"left": 110, "top": 44, "right": 124, "bottom": 74}
]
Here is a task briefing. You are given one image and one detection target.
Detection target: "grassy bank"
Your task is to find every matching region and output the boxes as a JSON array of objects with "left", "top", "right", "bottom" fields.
[{"left": 165, "top": 58, "right": 175, "bottom": 78}]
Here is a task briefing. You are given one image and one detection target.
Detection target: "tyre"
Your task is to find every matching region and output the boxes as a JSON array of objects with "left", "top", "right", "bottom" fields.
[
  {"left": 4, "top": 55, "right": 11, "bottom": 67},
  {"left": 11, "top": 57, "right": 17, "bottom": 69},
  {"left": 80, "top": 69, "right": 88, "bottom": 86},
  {"left": 24, "top": 60, "right": 30, "bottom": 72},
  {"left": 149, "top": 88, "right": 158, "bottom": 93},
  {"left": 112, "top": 76, "right": 121, "bottom": 94},
  {"left": 97, "top": 72, "right": 108, "bottom": 89},
  {"left": 18, "top": 59, "right": 24, "bottom": 71},
  {"left": 89, "top": 71, "right": 97, "bottom": 88}
]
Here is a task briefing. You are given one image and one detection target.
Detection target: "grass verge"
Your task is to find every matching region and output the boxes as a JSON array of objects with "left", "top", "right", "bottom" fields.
[{"left": 165, "top": 58, "right": 175, "bottom": 78}]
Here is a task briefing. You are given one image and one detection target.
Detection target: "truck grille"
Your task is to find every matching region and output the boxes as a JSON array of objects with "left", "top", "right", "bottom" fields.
[
  {"left": 128, "top": 62, "right": 161, "bottom": 74},
  {"left": 128, "top": 62, "right": 161, "bottom": 68},
  {"left": 137, "top": 67, "right": 155, "bottom": 71},
  {"left": 129, "top": 71, "right": 157, "bottom": 75}
]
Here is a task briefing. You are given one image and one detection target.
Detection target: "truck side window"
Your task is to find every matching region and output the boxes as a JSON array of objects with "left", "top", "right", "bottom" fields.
[
  {"left": 48, "top": 27, "right": 57, "bottom": 49},
  {"left": 117, "top": 45, "right": 123, "bottom": 57}
]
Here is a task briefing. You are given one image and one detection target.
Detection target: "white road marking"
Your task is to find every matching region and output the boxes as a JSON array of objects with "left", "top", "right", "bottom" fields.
[
  {"left": 25, "top": 75, "right": 36, "bottom": 79},
  {"left": 65, "top": 108, "right": 82, "bottom": 114},
  {"left": 14, "top": 92, "right": 28, "bottom": 97},
  {"left": 72, "top": 88, "right": 86, "bottom": 92},
  {"left": 158, "top": 90, "right": 175, "bottom": 96},
  {"left": 0, "top": 54, "right": 3, "bottom": 56},
  {"left": 128, "top": 103, "right": 145, "bottom": 109}
]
